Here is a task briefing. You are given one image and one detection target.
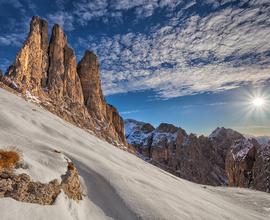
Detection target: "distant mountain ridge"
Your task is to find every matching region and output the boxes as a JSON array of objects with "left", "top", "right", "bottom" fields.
[
  {"left": 244, "top": 135, "right": 270, "bottom": 146},
  {"left": 0, "top": 16, "right": 127, "bottom": 149},
  {"left": 125, "top": 119, "right": 270, "bottom": 193}
]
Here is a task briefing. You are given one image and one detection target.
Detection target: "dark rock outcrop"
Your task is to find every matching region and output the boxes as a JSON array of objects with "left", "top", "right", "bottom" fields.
[
  {"left": 226, "top": 139, "right": 270, "bottom": 193},
  {"left": 1, "top": 16, "right": 127, "bottom": 148},
  {"left": 253, "top": 144, "right": 270, "bottom": 193},
  {"left": 125, "top": 120, "right": 232, "bottom": 185},
  {"left": 225, "top": 138, "right": 258, "bottom": 188},
  {"left": 125, "top": 119, "right": 270, "bottom": 192}
]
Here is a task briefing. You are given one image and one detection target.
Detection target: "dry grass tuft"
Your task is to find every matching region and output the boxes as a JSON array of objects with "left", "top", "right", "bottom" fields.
[{"left": 0, "top": 149, "right": 21, "bottom": 171}]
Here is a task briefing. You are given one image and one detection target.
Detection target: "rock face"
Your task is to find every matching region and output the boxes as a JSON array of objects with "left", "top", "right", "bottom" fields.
[
  {"left": 0, "top": 170, "right": 60, "bottom": 205},
  {"left": 48, "top": 24, "right": 84, "bottom": 104},
  {"left": 125, "top": 119, "right": 154, "bottom": 149},
  {"left": 77, "top": 50, "right": 127, "bottom": 146},
  {"left": 125, "top": 119, "right": 270, "bottom": 192},
  {"left": 209, "top": 127, "right": 245, "bottom": 184},
  {"left": 7, "top": 16, "right": 49, "bottom": 91},
  {"left": 106, "top": 104, "right": 127, "bottom": 145},
  {"left": 60, "top": 162, "right": 82, "bottom": 201},
  {"left": 0, "top": 162, "right": 82, "bottom": 205},
  {"left": 125, "top": 120, "right": 232, "bottom": 185},
  {"left": 225, "top": 138, "right": 258, "bottom": 188},
  {"left": 1, "top": 16, "right": 127, "bottom": 148},
  {"left": 77, "top": 51, "right": 107, "bottom": 120},
  {"left": 226, "top": 139, "right": 270, "bottom": 192},
  {"left": 253, "top": 144, "right": 270, "bottom": 193}
]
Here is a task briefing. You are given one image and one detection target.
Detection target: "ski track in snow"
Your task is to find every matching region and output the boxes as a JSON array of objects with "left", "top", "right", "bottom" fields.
[{"left": 0, "top": 88, "right": 270, "bottom": 220}]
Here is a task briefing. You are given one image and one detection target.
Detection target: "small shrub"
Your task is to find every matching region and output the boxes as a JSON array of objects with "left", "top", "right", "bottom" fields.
[{"left": 0, "top": 148, "right": 21, "bottom": 171}]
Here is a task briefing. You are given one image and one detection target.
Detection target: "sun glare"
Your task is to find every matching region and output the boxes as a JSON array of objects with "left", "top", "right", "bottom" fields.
[{"left": 252, "top": 97, "right": 265, "bottom": 107}]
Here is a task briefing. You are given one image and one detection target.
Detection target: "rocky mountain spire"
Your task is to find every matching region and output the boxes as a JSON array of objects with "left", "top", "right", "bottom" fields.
[
  {"left": 48, "top": 24, "right": 84, "bottom": 104},
  {"left": 77, "top": 50, "right": 107, "bottom": 120},
  {"left": 2, "top": 16, "right": 128, "bottom": 148},
  {"left": 78, "top": 50, "right": 127, "bottom": 145},
  {"left": 7, "top": 16, "right": 49, "bottom": 91}
]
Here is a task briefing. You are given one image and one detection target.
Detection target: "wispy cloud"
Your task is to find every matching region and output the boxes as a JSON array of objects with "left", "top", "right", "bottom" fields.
[
  {"left": 77, "top": 0, "right": 270, "bottom": 99},
  {"left": 0, "top": 15, "right": 31, "bottom": 47},
  {"left": 47, "top": 11, "right": 75, "bottom": 31},
  {"left": 0, "top": 0, "right": 23, "bottom": 8},
  {"left": 120, "top": 110, "right": 141, "bottom": 115},
  {"left": 0, "top": 0, "right": 36, "bottom": 47},
  {"left": 206, "top": 102, "right": 227, "bottom": 107},
  {"left": 176, "top": 102, "right": 227, "bottom": 109},
  {"left": 72, "top": 0, "right": 181, "bottom": 24},
  {"left": 0, "top": 58, "right": 11, "bottom": 72},
  {"left": 73, "top": 0, "right": 109, "bottom": 25},
  {"left": 0, "top": 33, "right": 26, "bottom": 47}
]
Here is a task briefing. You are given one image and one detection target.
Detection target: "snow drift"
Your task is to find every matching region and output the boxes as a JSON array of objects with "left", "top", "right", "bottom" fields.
[{"left": 0, "top": 88, "right": 270, "bottom": 220}]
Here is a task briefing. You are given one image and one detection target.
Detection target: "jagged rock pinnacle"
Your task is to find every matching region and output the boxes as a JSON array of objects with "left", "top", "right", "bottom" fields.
[
  {"left": 77, "top": 50, "right": 107, "bottom": 120},
  {"left": 7, "top": 16, "right": 49, "bottom": 90},
  {"left": 2, "top": 16, "right": 127, "bottom": 148},
  {"left": 48, "top": 24, "right": 84, "bottom": 104},
  {"left": 78, "top": 50, "right": 127, "bottom": 145}
]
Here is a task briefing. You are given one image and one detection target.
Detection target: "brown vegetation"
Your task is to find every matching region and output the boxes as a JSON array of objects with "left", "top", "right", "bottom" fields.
[{"left": 0, "top": 150, "right": 21, "bottom": 171}]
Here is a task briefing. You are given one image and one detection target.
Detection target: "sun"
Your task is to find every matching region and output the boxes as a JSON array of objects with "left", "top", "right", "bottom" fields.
[{"left": 252, "top": 97, "right": 265, "bottom": 107}]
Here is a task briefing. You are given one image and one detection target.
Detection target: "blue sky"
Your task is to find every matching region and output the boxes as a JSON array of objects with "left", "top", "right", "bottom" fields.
[{"left": 0, "top": 0, "right": 270, "bottom": 135}]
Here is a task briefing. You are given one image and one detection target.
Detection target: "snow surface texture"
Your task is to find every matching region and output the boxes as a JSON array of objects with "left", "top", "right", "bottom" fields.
[
  {"left": 0, "top": 88, "right": 270, "bottom": 220},
  {"left": 13, "top": 147, "right": 69, "bottom": 183}
]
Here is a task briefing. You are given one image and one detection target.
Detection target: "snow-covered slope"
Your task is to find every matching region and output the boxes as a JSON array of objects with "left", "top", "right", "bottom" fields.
[
  {"left": 124, "top": 119, "right": 154, "bottom": 147},
  {"left": 0, "top": 88, "right": 270, "bottom": 220}
]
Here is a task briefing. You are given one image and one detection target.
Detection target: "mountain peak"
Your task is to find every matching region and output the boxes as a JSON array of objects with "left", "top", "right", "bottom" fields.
[
  {"left": 1, "top": 16, "right": 127, "bottom": 148},
  {"left": 7, "top": 15, "right": 49, "bottom": 89},
  {"left": 156, "top": 123, "right": 178, "bottom": 133},
  {"left": 209, "top": 127, "right": 243, "bottom": 140}
]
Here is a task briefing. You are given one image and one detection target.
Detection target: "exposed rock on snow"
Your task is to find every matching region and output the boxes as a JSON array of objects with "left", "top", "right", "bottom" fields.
[
  {"left": 61, "top": 162, "right": 82, "bottom": 201},
  {"left": 0, "top": 149, "right": 82, "bottom": 205},
  {"left": 0, "top": 170, "right": 61, "bottom": 205}
]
